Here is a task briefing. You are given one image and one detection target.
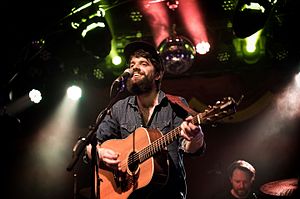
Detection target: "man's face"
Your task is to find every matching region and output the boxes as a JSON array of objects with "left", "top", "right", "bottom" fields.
[
  {"left": 230, "top": 168, "right": 253, "bottom": 198},
  {"left": 126, "top": 56, "right": 159, "bottom": 94}
]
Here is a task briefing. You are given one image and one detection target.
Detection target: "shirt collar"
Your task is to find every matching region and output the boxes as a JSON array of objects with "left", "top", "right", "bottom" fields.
[{"left": 128, "top": 90, "right": 167, "bottom": 108}]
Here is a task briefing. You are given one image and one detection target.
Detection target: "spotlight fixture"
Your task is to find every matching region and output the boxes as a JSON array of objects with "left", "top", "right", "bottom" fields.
[
  {"left": 195, "top": 41, "right": 210, "bottom": 55},
  {"left": 233, "top": 0, "right": 274, "bottom": 38},
  {"left": 167, "top": 0, "right": 179, "bottom": 10},
  {"left": 29, "top": 89, "right": 42, "bottom": 104},
  {"left": 70, "top": 5, "right": 112, "bottom": 58},
  {"left": 93, "top": 68, "right": 104, "bottom": 80},
  {"left": 79, "top": 16, "right": 112, "bottom": 58},
  {"left": 67, "top": 85, "right": 82, "bottom": 101},
  {"left": 233, "top": 30, "right": 265, "bottom": 64}
]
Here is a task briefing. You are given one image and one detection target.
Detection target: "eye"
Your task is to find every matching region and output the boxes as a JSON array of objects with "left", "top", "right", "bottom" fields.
[
  {"left": 141, "top": 61, "right": 149, "bottom": 66},
  {"left": 129, "top": 62, "right": 135, "bottom": 68}
]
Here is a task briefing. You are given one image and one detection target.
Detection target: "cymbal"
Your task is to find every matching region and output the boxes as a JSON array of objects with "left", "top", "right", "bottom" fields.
[{"left": 260, "top": 178, "right": 298, "bottom": 197}]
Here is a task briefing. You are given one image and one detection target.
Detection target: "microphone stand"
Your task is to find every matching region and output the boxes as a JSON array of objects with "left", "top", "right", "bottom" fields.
[{"left": 66, "top": 79, "right": 129, "bottom": 199}]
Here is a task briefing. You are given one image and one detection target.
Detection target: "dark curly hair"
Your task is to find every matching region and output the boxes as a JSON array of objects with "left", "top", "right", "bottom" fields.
[{"left": 129, "top": 49, "right": 164, "bottom": 90}]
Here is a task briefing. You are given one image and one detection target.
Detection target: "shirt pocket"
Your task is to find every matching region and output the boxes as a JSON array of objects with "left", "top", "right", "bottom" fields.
[
  {"left": 120, "top": 122, "right": 137, "bottom": 138},
  {"left": 151, "top": 119, "right": 172, "bottom": 133}
]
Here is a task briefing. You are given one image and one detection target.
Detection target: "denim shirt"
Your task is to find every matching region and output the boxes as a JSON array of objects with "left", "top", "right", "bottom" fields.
[{"left": 96, "top": 90, "right": 195, "bottom": 198}]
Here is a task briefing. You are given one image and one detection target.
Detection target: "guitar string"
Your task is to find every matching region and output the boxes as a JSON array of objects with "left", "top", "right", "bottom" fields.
[
  {"left": 118, "top": 128, "right": 181, "bottom": 170},
  {"left": 119, "top": 114, "right": 205, "bottom": 169},
  {"left": 117, "top": 102, "right": 231, "bottom": 170},
  {"left": 118, "top": 117, "right": 200, "bottom": 170},
  {"left": 121, "top": 106, "right": 227, "bottom": 168},
  {"left": 102, "top": 100, "right": 233, "bottom": 171}
]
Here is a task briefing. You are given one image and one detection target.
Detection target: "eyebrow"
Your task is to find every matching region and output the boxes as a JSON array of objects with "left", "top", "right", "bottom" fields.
[{"left": 130, "top": 59, "right": 150, "bottom": 65}]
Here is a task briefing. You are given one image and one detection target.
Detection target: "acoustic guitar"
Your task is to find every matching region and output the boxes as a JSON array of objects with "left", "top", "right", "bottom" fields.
[{"left": 97, "top": 97, "right": 237, "bottom": 199}]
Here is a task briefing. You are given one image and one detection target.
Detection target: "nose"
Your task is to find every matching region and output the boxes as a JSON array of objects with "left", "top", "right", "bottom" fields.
[
  {"left": 238, "top": 182, "right": 246, "bottom": 189},
  {"left": 131, "top": 64, "right": 141, "bottom": 71}
]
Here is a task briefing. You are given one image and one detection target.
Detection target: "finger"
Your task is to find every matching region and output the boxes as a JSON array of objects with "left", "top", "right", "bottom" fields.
[
  {"left": 190, "top": 124, "right": 200, "bottom": 133},
  {"left": 103, "top": 158, "right": 121, "bottom": 165},
  {"left": 106, "top": 150, "right": 120, "bottom": 159},
  {"left": 180, "top": 129, "right": 187, "bottom": 139},
  {"left": 181, "top": 120, "right": 189, "bottom": 129},
  {"left": 180, "top": 121, "right": 190, "bottom": 138},
  {"left": 180, "top": 128, "right": 192, "bottom": 141},
  {"left": 185, "top": 115, "right": 193, "bottom": 122},
  {"left": 103, "top": 153, "right": 119, "bottom": 161},
  {"left": 98, "top": 148, "right": 118, "bottom": 161}
]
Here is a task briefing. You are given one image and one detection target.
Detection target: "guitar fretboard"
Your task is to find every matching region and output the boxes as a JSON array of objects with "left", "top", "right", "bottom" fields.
[
  {"left": 138, "top": 113, "right": 204, "bottom": 163},
  {"left": 138, "top": 126, "right": 179, "bottom": 162},
  {"left": 136, "top": 97, "right": 236, "bottom": 163}
]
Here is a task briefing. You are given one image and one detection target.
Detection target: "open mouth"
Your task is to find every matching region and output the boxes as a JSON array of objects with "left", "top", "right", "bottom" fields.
[{"left": 133, "top": 73, "right": 141, "bottom": 77}]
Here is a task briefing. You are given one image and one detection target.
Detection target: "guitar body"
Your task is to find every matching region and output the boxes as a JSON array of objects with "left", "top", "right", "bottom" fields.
[
  {"left": 96, "top": 97, "right": 237, "bottom": 198},
  {"left": 98, "top": 127, "right": 169, "bottom": 199}
]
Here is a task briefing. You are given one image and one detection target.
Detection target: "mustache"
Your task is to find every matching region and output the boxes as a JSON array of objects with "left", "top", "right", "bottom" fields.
[{"left": 132, "top": 69, "right": 145, "bottom": 76}]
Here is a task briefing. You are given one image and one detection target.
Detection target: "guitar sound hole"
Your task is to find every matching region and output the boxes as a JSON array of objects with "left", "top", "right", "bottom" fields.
[{"left": 128, "top": 151, "right": 139, "bottom": 173}]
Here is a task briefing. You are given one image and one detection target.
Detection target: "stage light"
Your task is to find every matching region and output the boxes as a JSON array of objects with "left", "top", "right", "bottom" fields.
[
  {"left": 29, "top": 89, "right": 42, "bottom": 104},
  {"left": 4, "top": 89, "right": 43, "bottom": 115},
  {"left": 233, "top": 30, "right": 265, "bottom": 64},
  {"left": 112, "top": 55, "right": 122, "bottom": 66},
  {"left": 222, "top": 0, "right": 236, "bottom": 11},
  {"left": 195, "top": 41, "right": 210, "bottom": 55},
  {"left": 80, "top": 18, "right": 112, "bottom": 58},
  {"left": 233, "top": 0, "right": 274, "bottom": 38},
  {"left": 93, "top": 68, "right": 104, "bottom": 80},
  {"left": 81, "top": 18, "right": 106, "bottom": 38},
  {"left": 158, "top": 34, "right": 196, "bottom": 75},
  {"left": 166, "top": 0, "right": 179, "bottom": 10},
  {"left": 70, "top": 5, "right": 112, "bottom": 58},
  {"left": 217, "top": 52, "right": 231, "bottom": 63},
  {"left": 130, "top": 11, "right": 143, "bottom": 22},
  {"left": 67, "top": 86, "right": 82, "bottom": 101}
]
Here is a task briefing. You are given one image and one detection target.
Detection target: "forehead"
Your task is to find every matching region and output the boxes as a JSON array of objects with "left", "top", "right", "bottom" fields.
[
  {"left": 232, "top": 168, "right": 252, "bottom": 180},
  {"left": 130, "top": 56, "right": 151, "bottom": 63}
]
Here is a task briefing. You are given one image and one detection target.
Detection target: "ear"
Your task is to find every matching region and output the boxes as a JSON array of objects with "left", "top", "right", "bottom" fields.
[{"left": 154, "top": 71, "right": 162, "bottom": 81}]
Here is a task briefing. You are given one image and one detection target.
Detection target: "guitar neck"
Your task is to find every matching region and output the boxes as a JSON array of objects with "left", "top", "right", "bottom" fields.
[
  {"left": 137, "top": 97, "right": 237, "bottom": 163},
  {"left": 138, "top": 113, "right": 203, "bottom": 163}
]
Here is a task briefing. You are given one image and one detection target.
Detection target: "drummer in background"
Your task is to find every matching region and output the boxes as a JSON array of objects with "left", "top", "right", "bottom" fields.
[{"left": 212, "top": 160, "right": 258, "bottom": 199}]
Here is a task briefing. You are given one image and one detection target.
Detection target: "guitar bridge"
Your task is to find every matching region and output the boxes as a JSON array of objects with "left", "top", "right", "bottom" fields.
[
  {"left": 113, "top": 169, "right": 140, "bottom": 191},
  {"left": 113, "top": 170, "right": 122, "bottom": 188}
]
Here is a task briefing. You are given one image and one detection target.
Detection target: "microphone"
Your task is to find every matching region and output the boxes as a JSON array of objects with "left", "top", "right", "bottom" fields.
[{"left": 114, "top": 68, "right": 133, "bottom": 83}]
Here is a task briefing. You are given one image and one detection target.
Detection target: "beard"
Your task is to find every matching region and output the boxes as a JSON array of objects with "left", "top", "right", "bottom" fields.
[
  {"left": 235, "top": 189, "right": 250, "bottom": 198},
  {"left": 126, "top": 74, "right": 154, "bottom": 95}
]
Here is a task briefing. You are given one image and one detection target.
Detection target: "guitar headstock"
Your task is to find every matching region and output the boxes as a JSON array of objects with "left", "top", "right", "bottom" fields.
[{"left": 199, "top": 97, "right": 238, "bottom": 124}]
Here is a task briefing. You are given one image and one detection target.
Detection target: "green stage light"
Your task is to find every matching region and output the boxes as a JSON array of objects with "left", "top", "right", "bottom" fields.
[{"left": 233, "top": 0, "right": 274, "bottom": 38}]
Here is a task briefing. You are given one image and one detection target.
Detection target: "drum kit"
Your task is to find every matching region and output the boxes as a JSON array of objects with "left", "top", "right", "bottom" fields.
[
  {"left": 78, "top": 177, "right": 299, "bottom": 198},
  {"left": 260, "top": 178, "right": 298, "bottom": 197}
]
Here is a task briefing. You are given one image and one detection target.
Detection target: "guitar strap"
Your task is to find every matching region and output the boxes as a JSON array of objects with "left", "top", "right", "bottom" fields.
[{"left": 165, "top": 94, "right": 198, "bottom": 116}]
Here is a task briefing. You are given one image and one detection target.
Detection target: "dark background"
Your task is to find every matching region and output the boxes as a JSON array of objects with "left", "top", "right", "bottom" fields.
[{"left": 1, "top": 0, "right": 299, "bottom": 199}]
